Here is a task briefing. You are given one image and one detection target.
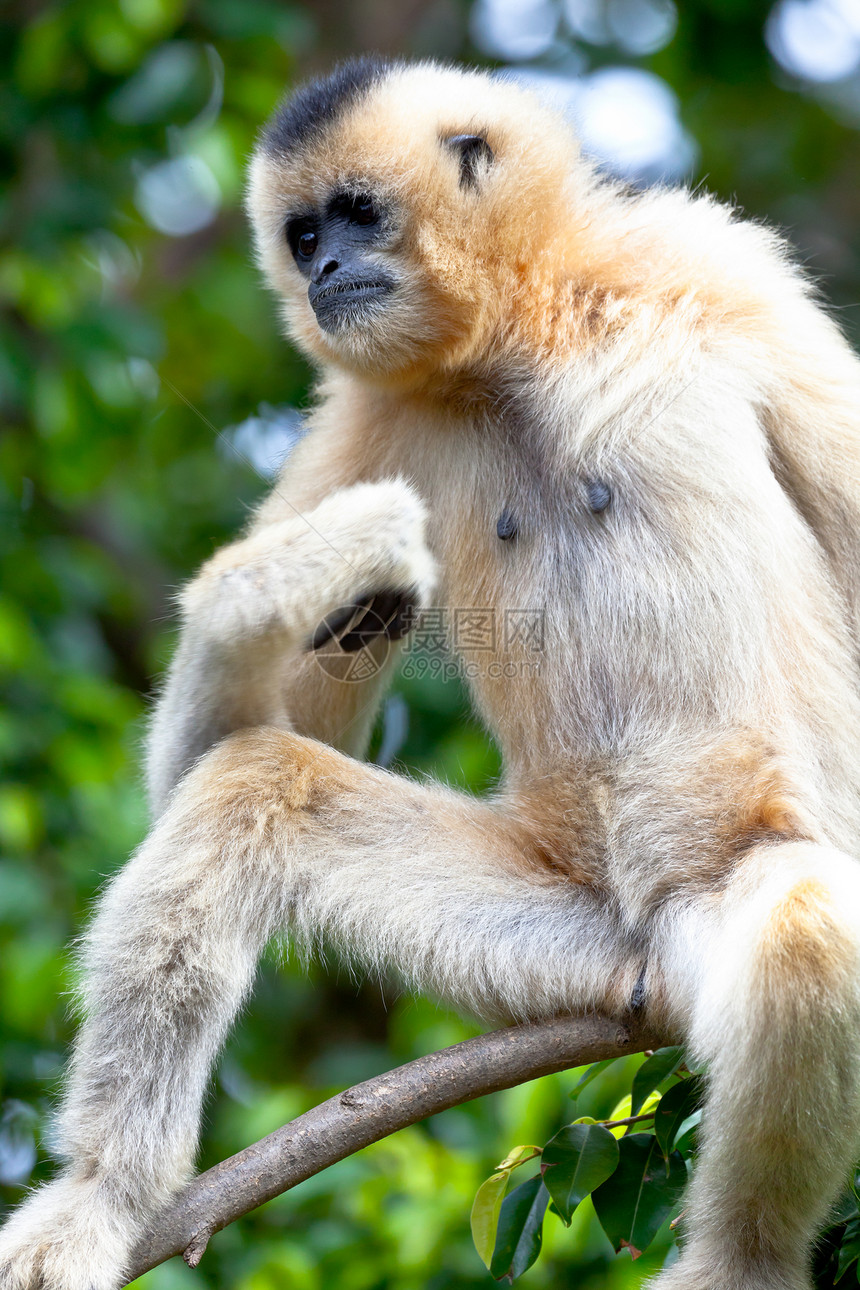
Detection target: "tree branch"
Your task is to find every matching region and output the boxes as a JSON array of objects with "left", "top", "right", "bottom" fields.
[{"left": 124, "top": 1012, "right": 661, "bottom": 1282}]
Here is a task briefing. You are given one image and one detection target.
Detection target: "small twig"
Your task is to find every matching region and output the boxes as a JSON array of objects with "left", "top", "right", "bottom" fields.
[
  {"left": 124, "top": 1012, "right": 661, "bottom": 1282},
  {"left": 599, "top": 1111, "right": 656, "bottom": 1129}
]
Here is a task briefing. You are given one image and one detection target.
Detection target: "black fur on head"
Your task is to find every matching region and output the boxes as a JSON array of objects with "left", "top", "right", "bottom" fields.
[{"left": 261, "top": 56, "right": 396, "bottom": 156}]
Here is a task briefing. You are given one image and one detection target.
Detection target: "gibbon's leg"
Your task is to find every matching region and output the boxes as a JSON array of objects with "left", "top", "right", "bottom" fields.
[
  {"left": 651, "top": 841, "right": 860, "bottom": 1290},
  {"left": 0, "top": 730, "right": 640, "bottom": 1290},
  {"left": 145, "top": 478, "right": 436, "bottom": 816}
]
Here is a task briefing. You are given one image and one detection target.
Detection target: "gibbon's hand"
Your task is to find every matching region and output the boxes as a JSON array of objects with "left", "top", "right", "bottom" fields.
[
  {"left": 143, "top": 478, "right": 436, "bottom": 814},
  {"left": 179, "top": 478, "right": 437, "bottom": 651},
  {"left": 309, "top": 585, "right": 419, "bottom": 652}
]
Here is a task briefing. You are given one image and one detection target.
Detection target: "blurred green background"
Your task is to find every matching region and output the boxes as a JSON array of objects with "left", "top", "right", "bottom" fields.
[{"left": 2, "top": 0, "right": 860, "bottom": 1286}]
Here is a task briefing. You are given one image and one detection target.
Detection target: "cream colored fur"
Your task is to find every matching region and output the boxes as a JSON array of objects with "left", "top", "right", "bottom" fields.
[{"left": 2, "top": 60, "right": 860, "bottom": 1290}]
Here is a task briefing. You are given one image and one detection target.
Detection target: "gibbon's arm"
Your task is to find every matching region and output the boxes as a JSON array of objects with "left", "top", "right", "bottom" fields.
[
  {"left": 145, "top": 427, "right": 435, "bottom": 817},
  {"left": 759, "top": 304, "right": 860, "bottom": 650}
]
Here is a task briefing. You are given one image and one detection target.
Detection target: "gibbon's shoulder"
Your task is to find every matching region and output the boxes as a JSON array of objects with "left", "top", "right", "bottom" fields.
[{"left": 620, "top": 184, "right": 809, "bottom": 300}]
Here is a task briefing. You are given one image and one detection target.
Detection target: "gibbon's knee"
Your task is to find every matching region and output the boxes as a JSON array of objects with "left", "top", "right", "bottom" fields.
[
  {"left": 90, "top": 728, "right": 357, "bottom": 980},
  {"left": 743, "top": 845, "right": 860, "bottom": 1005},
  {"left": 757, "top": 873, "right": 860, "bottom": 1012},
  {"left": 684, "top": 845, "right": 860, "bottom": 1075},
  {"left": 168, "top": 725, "right": 352, "bottom": 836}
]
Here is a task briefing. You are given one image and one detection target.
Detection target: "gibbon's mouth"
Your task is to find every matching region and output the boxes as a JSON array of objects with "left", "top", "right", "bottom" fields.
[{"left": 309, "top": 277, "right": 395, "bottom": 331}]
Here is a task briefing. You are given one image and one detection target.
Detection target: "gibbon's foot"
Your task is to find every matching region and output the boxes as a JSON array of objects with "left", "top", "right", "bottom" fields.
[
  {"left": 181, "top": 477, "right": 437, "bottom": 648},
  {"left": 648, "top": 1253, "right": 811, "bottom": 1290},
  {"left": 0, "top": 1176, "right": 140, "bottom": 1290}
]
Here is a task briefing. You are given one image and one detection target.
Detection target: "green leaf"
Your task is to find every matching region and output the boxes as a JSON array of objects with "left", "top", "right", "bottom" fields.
[
  {"left": 470, "top": 1146, "right": 543, "bottom": 1269},
  {"left": 630, "top": 1048, "right": 685, "bottom": 1116},
  {"left": 591, "top": 1134, "right": 687, "bottom": 1258},
  {"left": 654, "top": 1076, "right": 705, "bottom": 1157},
  {"left": 570, "top": 1058, "right": 618, "bottom": 1099},
  {"left": 472, "top": 1172, "right": 508, "bottom": 1269},
  {"left": 489, "top": 1176, "right": 550, "bottom": 1283},
  {"left": 541, "top": 1122, "right": 620, "bottom": 1224},
  {"left": 835, "top": 1238, "right": 860, "bottom": 1282},
  {"left": 673, "top": 1110, "right": 702, "bottom": 1156}
]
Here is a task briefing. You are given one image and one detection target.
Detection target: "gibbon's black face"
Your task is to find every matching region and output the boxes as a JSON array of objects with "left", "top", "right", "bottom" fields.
[{"left": 284, "top": 190, "right": 396, "bottom": 333}]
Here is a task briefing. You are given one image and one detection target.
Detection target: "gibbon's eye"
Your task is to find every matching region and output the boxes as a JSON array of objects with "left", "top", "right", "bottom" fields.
[
  {"left": 297, "top": 230, "right": 318, "bottom": 258},
  {"left": 285, "top": 216, "right": 319, "bottom": 261},
  {"left": 351, "top": 195, "right": 378, "bottom": 226}
]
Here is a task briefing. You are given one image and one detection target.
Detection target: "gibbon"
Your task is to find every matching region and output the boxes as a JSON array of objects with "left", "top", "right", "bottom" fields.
[{"left": 3, "top": 56, "right": 860, "bottom": 1290}]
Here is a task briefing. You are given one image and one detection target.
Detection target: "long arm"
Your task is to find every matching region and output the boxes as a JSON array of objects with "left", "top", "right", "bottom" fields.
[
  {"left": 145, "top": 442, "right": 435, "bottom": 815},
  {"left": 761, "top": 306, "right": 860, "bottom": 647},
  {"left": 0, "top": 446, "right": 451, "bottom": 1290}
]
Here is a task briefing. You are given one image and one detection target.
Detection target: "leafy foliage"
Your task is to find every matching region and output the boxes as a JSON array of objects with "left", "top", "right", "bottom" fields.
[
  {"left": 590, "top": 1136, "right": 686, "bottom": 1260},
  {"left": 471, "top": 1055, "right": 860, "bottom": 1286},
  {"left": 653, "top": 1075, "right": 704, "bottom": 1159},
  {"left": 629, "top": 1048, "right": 684, "bottom": 1117},
  {"left": 471, "top": 1052, "right": 695, "bottom": 1280}
]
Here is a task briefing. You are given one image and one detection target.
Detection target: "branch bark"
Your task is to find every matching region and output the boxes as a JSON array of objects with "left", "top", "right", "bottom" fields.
[{"left": 124, "top": 1012, "right": 661, "bottom": 1282}]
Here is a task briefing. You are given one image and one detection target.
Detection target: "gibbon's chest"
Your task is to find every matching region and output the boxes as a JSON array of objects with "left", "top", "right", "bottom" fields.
[
  {"left": 392, "top": 422, "right": 642, "bottom": 754},
  {"left": 394, "top": 405, "right": 812, "bottom": 762}
]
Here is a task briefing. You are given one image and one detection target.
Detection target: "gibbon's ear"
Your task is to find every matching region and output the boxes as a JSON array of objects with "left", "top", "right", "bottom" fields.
[{"left": 444, "top": 133, "right": 494, "bottom": 189}]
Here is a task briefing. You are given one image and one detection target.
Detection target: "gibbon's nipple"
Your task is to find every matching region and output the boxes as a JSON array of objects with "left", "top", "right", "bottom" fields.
[
  {"left": 587, "top": 479, "right": 612, "bottom": 513},
  {"left": 496, "top": 509, "right": 518, "bottom": 541}
]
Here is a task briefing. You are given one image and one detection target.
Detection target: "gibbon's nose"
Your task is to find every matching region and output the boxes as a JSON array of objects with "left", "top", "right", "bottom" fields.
[{"left": 312, "top": 257, "right": 339, "bottom": 283}]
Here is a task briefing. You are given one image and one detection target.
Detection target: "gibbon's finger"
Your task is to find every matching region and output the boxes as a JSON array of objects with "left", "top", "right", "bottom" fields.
[{"left": 309, "top": 587, "right": 417, "bottom": 652}]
